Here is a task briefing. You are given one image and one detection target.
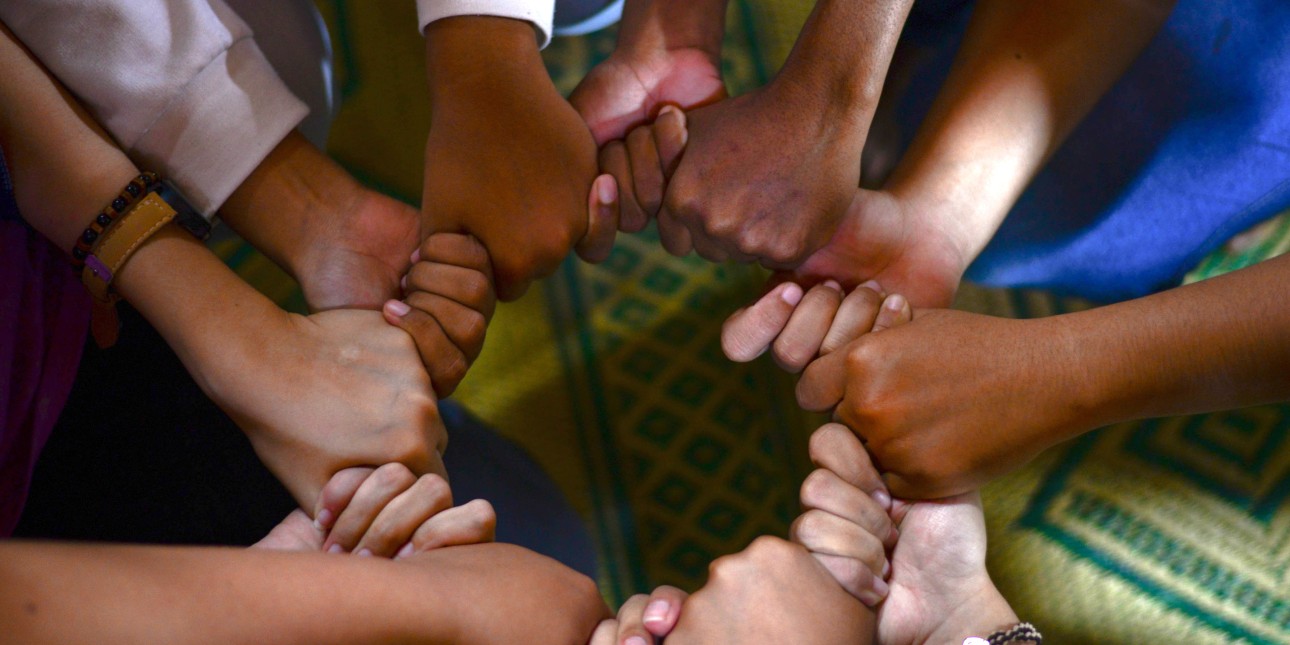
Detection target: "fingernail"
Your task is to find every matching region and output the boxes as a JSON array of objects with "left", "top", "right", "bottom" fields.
[
  {"left": 659, "top": 105, "right": 678, "bottom": 118},
  {"left": 859, "top": 280, "right": 883, "bottom": 294},
  {"left": 882, "top": 560, "right": 891, "bottom": 579},
  {"left": 384, "top": 299, "right": 411, "bottom": 317},
  {"left": 885, "top": 294, "right": 906, "bottom": 311},
  {"left": 327, "top": 543, "right": 344, "bottom": 555},
  {"left": 823, "top": 280, "right": 842, "bottom": 292},
  {"left": 400, "top": 274, "right": 408, "bottom": 292},
  {"left": 313, "top": 508, "right": 334, "bottom": 531},
  {"left": 410, "top": 248, "right": 421, "bottom": 263},
  {"left": 872, "top": 489, "right": 892, "bottom": 511},
  {"left": 356, "top": 548, "right": 373, "bottom": 558},
  {"left": 396, "top": 543, "right": 415, "bottom": 559},
  {"left": 625, "top": 637, "right": 648, "bottom": 645},
  {"left": 780, "top": 283, "right": 804, "bottom": 306},
  {"left": 642, "top": 599, "right": 670, "bottom": 625},
  {"left": 597, "top": 174, "right": 616, "bottom": 205}
]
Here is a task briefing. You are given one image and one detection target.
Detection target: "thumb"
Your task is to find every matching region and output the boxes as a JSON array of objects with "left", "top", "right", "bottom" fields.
[{"left": 653, "top": 105, "right": 689, "bottom": 179}]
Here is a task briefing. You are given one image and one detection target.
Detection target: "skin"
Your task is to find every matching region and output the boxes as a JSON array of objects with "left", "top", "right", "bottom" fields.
[
  {"left": 422, "top": 16, "right": 598, "bottom": 302},
  {"left": 0, "top": 23, "right": 448, "bottom": 510},
  {"left": 782, "top": 0, "right": 1178, "bottom": 305},
  {"left": 0, "top": 540, "right": 607, "bottom": 644},
  {"left": 793, "top": 253, "right": 1290, "bottom": 498}
]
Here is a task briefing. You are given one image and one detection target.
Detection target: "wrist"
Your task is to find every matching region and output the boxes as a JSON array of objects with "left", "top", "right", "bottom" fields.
[
  {"left": 924, "top": 575, "right": 1020, "bottom": 645},
  {"left": 615, "top": 0, "right": 726, "bottom": 61},
  {"left": 424, "top": 17, "right": 547, "bottom": 101}
]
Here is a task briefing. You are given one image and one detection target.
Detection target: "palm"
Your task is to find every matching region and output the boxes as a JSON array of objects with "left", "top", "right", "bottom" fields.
[
  {"left": 570, "top": 47, "right": 726, "bottom": 145},
  {"left": 876, "top": 493, "right": 987, "bottom": 645},
  {"left": 786, "top": 189, "right": 963, "bottom": 308}
]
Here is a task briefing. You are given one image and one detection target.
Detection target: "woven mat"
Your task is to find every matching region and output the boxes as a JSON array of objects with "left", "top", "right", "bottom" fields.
[{"left": 215, "top": 2, "right": 1290, "bottom": 641}]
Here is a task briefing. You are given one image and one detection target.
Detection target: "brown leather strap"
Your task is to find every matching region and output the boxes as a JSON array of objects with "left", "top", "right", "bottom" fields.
[{"left": 81, "top": 191, "right": 176, "bottom": 303}]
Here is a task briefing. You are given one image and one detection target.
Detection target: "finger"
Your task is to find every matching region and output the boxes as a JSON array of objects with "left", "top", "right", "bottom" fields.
[
  {"left": 353, "top": 473, "right": 454, "bottom": 557},
  {"left": 655, "top": 206, "right": 694, "bottom": 257},
  {"left": 641, "top": 585, "right": 688, "bottom": 637},
  {"left": 721, "top": 282, "right": 805, "bottom": 362},
  {"left": 812, "top": 552, "right": 889, "bottom": 608},
  {"left": 577, "top": 174, "right": 620, "bottom": 263},
  {"left": 324, "top": 462, "right": 417, "bottom": 553},
  {"left": 383, "top": 300, "right": 470, "bottom": 398},
  {"left": 871, "top": 293, "right": 911, "bottom": 333},
  {"left": 799, "top": 468, "right": 897, "bottom": 550},
  {"left": 404, "top": 291, "right": 488, "bottom": 364},
  {"left": 820, "top": 281, "right": 885, "bottom": 355},
  {"left": 403, "top": 261, "right": 495, "bottom": 321},
  {"left": 796, "top": 349, "right": 848, "bottom": 411},
  {"left": 601, "top": 142, "right": 649, "bottom": 233},
  {"left": 613, "top": 595, "right": 656, "bottom": 645},
  {"left": 589, "top": 619, "right": 620, "bottom": 645},
  {"left": 626, "top": 126, "right": 664, "bottom": 219},
  {"left": 791, "top": 509, "right": 888, "bottom": 579},
  {"left": 652, "top": 106, "right": 688, "bottom": 179},
  {"left": 415, "top": 233, "right": 493, "bottom": 281},
  {"left": 772, "top": 281, "right": 843, "bottom": 373},
  {"left": 689, "top": 230, "right": 731, "bottom": 262},
  {"left": 313, "top": 467, "right": 376, "bottom": 532},
  {"left": 395, "top": 498, "right": 497, "bottom": 558},
  {"left": 808, "top": 423, "right": 890, "bottom": 510}
]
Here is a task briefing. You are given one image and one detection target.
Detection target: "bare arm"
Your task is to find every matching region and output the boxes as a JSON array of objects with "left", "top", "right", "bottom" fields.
[{"left": 0, "top": 541, "right": 606, "bottom": 644}]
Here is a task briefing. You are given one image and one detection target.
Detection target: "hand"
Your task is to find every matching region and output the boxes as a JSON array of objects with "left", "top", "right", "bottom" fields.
[
  {"left": 721, "top": 280, "right": 911, "bottom": 371},
  {"left": 796, "top": 309, "right": 1075, "bottom": 498},
  {"left": 658, "top": 79, "right": 865, "bottom": 265},
  {"left": 383, "top": 233, "right": 496, "bottom": 397},
  {"left": 252, "top": 509, "right": 325, "bottom": 551},
  {"left": 794, "top": 424, "right": 900, "bottom": 608},
  {"left": 423, "top": 17, "right": 597, "bottom": 301},
  {"left": 587, "top": 586, "right": 688, "bottom": 645},
  {"left": 220, "top": 131, "right": 420, "bottom": 312},
  {"left": 786, "top": 188, "right": 969, "bottom": 309},
  {"left": 211, "top": 308, "right": 447, "bottom": 509},
  {"left": 404, "top": 542, "right": 611, "bottom": 644},
  {"left": 570, "top": 45, "right": 725, "bottom": 147},
  {"left": 665, "top": 537, "right": 871, "bottom": 645}
]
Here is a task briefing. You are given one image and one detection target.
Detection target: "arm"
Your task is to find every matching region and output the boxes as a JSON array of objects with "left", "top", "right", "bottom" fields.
[
  {"left": 0, "top": 23, "right": 445, "bottom": 509},
  {"left": 655, "top": 0, "right": 914, "bottom": 264},
  {"left": 794, "top": 0, "right": 1177, "bottom": 306},
  {"left": 796, "top": 253, "right": 1290, "bottom": 498},
  {"left": 0, "top": 541, "right": 607, "bottom": 645},
  {"left": 420, "top": 16, "right": 598, "bottom": 301}
]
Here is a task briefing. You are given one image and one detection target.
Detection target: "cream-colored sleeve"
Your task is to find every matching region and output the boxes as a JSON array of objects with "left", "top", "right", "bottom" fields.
[
  {"left": 417, "top": 0, "right": 555, "bottom": 47},
  {"left": 0, "top": 0, "right": 308, "bottom": 218}
]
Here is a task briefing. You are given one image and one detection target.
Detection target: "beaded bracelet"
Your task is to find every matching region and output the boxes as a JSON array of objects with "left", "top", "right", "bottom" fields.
[
  {"left": 70, "top": 171, "right": 161, "bottom": 271},
  {"left": 963, "top": 622, "right": 1043, "bottom": 645}
]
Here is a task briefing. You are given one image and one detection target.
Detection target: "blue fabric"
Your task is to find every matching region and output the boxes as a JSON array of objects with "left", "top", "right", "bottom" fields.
[{"left": 893, "top": 0, "right": 1290, "bottom": 302}]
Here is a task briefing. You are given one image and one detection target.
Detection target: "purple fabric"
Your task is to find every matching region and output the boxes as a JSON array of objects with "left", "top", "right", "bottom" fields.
[{"left": 0, "top": 220, "right": 90, "bottom": 536}]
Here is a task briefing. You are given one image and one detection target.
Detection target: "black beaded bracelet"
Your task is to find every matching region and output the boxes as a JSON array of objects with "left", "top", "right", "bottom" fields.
[
  {"left": 985, "top": 622, "right": 1043, "bottom": 644},
  {"left": 70, "top": 171, "right": 161, "bottom": 271}
]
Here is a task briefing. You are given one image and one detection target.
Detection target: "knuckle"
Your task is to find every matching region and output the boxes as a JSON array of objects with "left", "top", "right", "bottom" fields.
[
  {"left": 462, "top": 273, "right": 492, "bottom": 306},
  {"left": 771, "top": 337, "right": 810, "bottom": 373},
  {"left": 799, "top": 469, "right": 833, "bottom": 508},
  {"left": 459, "top": 310, "right": 488, "bottom": 352},
  {"left": 373, "top": 462, "right": 416, "bottom": 489},
  {"left": 414, "top": 473, "right": 452, "bottom": 505},
  {"left": 790, "top": 509, "right": 826, "bottom": 544}
]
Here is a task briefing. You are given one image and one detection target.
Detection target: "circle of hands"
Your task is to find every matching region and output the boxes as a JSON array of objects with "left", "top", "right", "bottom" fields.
[{"left": 244, "top": 28, "right": 1028, "bottom": 645}]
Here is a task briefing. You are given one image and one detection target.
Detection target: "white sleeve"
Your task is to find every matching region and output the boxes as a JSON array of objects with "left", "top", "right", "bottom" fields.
[
  {"left": 417, "top": 0, "right": 555, "bottom": 48},
  {"left": 0, "top": 0, "right": 308, "bottom": 218}
]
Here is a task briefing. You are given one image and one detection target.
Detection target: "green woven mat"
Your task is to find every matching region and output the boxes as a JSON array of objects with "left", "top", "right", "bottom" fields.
[{"left": 212, "top": 2, "right": 1290, "bottom": 641}]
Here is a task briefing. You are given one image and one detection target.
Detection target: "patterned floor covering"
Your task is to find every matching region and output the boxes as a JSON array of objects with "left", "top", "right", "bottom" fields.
[{"left": 216, "top": 2, "right": 1290, "bottom": 642}]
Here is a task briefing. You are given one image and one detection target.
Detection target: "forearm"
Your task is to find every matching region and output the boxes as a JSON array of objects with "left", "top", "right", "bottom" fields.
[
  {"left": 1057, "top": 254, "right": 1290, "bottom": 433},
  {"left": 0, "top": 542, "right": 449, "bottom": 644},
  {"left": 616, "top": 0, "right": 728, "bottom": 58},
  {"left": 777, "top": 0, "right": 915, "bottom": 120},
  {"left": 888, "top": 0, "right": 1175, "bottom": 264}
]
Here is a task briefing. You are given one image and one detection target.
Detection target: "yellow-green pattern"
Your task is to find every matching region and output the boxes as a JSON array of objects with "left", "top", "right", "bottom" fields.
[{"left": 209, "top": 2, "right": 1290, "bottom": 641}]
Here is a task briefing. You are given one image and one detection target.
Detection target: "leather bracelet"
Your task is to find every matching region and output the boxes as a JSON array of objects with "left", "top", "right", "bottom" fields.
[
  {"left": 81, "top": 191, "right": 177, "bottom": 303},
  {"left": 70, "top": 172, "right": 160, "bottom": 271},
  {"left": 963, "top": 622, "right": 1043, "bottom": 645}
]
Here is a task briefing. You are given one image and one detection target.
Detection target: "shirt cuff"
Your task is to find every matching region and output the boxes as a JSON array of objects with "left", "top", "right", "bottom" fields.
[
  {"left": 417, "top": 0, "right": 555, "bottom": 48},
  {"left": 126, "top": 37, "right": 308, "bottom": 219}
]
